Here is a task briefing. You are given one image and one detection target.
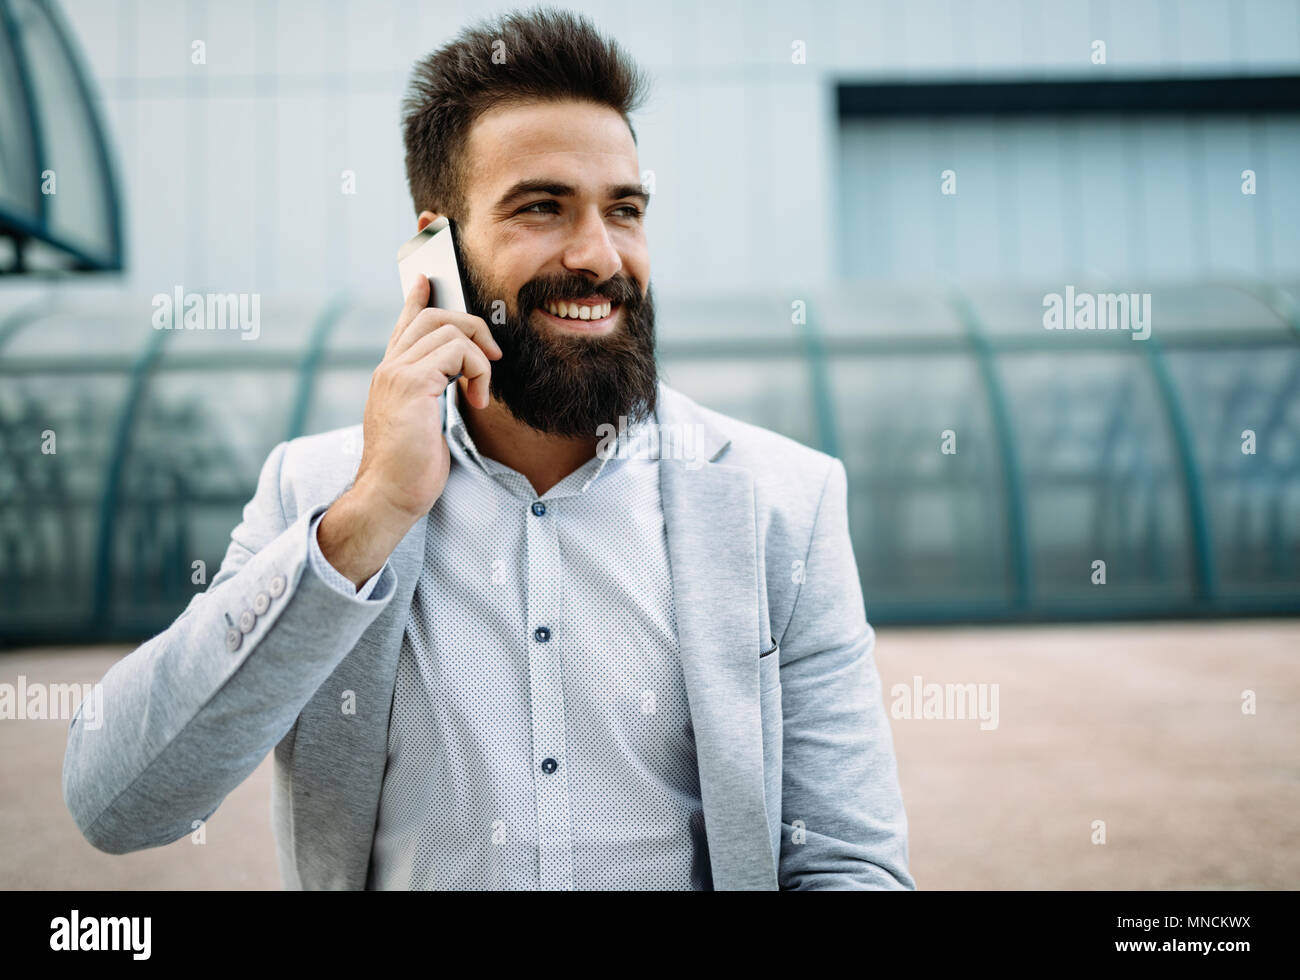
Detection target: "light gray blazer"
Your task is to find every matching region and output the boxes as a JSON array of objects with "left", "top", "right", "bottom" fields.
[{"left": 62, "top": 381, "right": 914, "bottom": 890}]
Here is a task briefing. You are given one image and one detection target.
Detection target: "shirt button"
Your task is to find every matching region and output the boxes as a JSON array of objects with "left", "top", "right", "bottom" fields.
[
  {"left": 225, "top": 628, "right": 242, "bottom": 653},
  {"left": 531, "top": 501, "right": 546, "bottom": 516},
  {"left": 533, "top": 626, "right": 550, "bottom": 643},
  {"left": 268, "top": 574, "right": 286, "bottom": 598},
  {"left": 540, "top": 757, "right": 558, "bottom": 774},
  {"left": 252, "top": 591, "right": 270, "bottom": 615},
  {"left": 238, "top": 609, "right": 256, "bottom": 633}
]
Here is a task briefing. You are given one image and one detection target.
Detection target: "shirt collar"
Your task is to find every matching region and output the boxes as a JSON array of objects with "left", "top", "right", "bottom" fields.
[{"left": 442, "top": 380, "right": 654, "bottom": 494}]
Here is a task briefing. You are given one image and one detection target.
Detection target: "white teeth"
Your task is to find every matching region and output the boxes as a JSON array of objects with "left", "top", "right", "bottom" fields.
[{"left": 546, "top": 300, "right": 614, "bottom": 320}]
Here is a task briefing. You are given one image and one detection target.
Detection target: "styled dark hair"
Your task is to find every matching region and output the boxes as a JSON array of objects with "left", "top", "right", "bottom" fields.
[{"left": 401, "top": 6, "right": 651, "bottom": 224}]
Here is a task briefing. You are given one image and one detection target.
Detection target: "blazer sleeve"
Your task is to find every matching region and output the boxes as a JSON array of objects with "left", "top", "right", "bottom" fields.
[
  {"left": 776, "top": 456, "right": 915, "bottom": 889},
  {"left": 62, "top": 439, "right": 398, "bottom": 854}
]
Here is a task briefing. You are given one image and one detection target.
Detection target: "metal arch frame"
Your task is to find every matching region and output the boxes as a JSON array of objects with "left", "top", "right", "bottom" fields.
[
  {"left": 1083, "top": 272, "right": 1222, "bottom": 605},
  {"left": 1225, "top": 276, "right": 1300, "bottom": 580},
  {"left": 949, "top": 289, "right": 1033, "bottom": 611},
  {"left": 85, "top": 294, "right": 350, "bottom": 631},
  {"left": 1139, "top": 336, "right": 1218, "bottom": 602},
  {"left": 38, "top": 0, "right": 125, "bottom": 269},
  {"left": 0, "top": 0, "right": 48, "bottom": 243},
  {"left": 0, "top": 0, "right": 125, "bottom": 272},
  {"left": 89, "top": 327, "right": 168, "bottom": 628},
  {"left": 285, "top": 294, "right": 349, "bottom": 441}
]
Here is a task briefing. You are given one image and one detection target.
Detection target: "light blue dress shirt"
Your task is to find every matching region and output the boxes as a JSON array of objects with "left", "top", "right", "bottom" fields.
[{"left": 307, "top": 382, "right": 709, "bottom": 889}]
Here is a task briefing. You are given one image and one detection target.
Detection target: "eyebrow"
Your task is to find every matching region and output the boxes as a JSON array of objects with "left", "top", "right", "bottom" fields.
[{"left": 492, "top": 179, "right": 650, "bottom": 213}]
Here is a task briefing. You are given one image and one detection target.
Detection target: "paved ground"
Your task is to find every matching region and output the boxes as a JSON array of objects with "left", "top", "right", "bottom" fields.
[{"left": 1, "top": 619, "right": 1296, "bottom": 889}]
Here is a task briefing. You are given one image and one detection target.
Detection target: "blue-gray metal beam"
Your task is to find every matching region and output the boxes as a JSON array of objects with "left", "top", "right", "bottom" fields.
[
  {"left": 3, "top": 325, "right": 1293, "bottom": 376},
  {"left": 90, "top": 327, "right": 168, "bottom": 627},
  {"left": 0, "top": 211, "right": 119, "bottom": 271},
  {"left": 950, "top": 289, "right": 1033, "bottom": 610}
]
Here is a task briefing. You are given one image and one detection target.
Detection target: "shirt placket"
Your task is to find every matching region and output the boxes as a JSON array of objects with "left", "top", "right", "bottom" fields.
[{"left": 525, "top": 494, "right": 574, "bottom": 890}]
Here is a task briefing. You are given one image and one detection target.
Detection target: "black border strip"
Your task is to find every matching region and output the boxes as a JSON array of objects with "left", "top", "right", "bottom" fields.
[{"left": 838, "top": 75, "right": 1300, "bottom": 117}]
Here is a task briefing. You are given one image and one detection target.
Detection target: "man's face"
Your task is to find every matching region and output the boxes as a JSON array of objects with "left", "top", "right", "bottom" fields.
[{"left": 419, "top": 98, "right": 657, "bottom": 438}]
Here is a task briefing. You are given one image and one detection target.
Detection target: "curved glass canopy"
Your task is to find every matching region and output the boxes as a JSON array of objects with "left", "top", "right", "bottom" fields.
[
  {"left": 0, "top": 0, "right": 123, "bottom": 273},
  {"left": 1, "top": 280, "right": 1297, "bottom": 643}
]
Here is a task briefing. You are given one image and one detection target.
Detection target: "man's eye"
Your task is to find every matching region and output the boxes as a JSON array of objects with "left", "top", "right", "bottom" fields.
[{"left": 518, "top": 201, "right": 643, "bottom": 218}]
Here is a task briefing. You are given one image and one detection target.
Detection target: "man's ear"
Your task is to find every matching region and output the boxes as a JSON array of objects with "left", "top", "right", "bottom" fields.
[{"left": 416, "top": 210, "right": 442, "bottom": 232}]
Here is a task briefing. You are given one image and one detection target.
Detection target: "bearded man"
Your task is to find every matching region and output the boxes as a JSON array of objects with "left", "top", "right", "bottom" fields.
[{"left": 63, "top": 7, "right": 913, "bottom": 892}]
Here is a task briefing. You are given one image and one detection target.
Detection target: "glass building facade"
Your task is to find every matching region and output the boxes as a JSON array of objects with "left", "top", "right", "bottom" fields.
[
  {"left": 1, "top": 1, "right": 1298, "bottom": 644},
  {"left": 2, "top": 283, "right": 1297, "bottom": 644}
]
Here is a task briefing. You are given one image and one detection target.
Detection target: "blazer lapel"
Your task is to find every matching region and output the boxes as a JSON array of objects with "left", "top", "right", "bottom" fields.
[
  {"left": 290, "top": 385, "right": 467, "bottom": 887},
  {"left": 286, "top": 481, "right": 428, "bottom": 889},
  {"left": 657, "top": 388, "right": 778, "bottom": 890}
]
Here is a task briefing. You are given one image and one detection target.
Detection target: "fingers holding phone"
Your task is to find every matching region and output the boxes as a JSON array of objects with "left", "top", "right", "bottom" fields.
[
  {"left": 395, "top": 314, "right": 499, "bottom": 409},
  {"left": 358, "top": 274, "right": 502, "bottom": 521},
  {"left": 318, "top": 211, "right": 498, "bottom": 588}
]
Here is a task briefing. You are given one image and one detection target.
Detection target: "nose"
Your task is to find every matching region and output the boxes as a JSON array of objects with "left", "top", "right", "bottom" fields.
[{"left": 561, "top": 207, "right": 623, "bottom": 284}]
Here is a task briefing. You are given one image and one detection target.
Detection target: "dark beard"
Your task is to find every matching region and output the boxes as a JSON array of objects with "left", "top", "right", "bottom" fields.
[{"left": 456, "top": 244, "right": 659, "bottom": 439}]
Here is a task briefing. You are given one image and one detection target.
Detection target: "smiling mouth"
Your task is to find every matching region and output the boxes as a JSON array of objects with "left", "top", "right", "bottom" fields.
[{"left": 538, "top": 300, "right": 621, "bottom": 330}]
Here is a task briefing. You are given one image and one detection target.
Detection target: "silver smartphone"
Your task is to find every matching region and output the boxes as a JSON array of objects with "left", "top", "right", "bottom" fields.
[{"left": 396, "top": 216, "right": 468, "bottom": 314}]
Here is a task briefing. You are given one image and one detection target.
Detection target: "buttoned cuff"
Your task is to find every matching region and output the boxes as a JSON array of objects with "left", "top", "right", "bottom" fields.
[{"left": 307, "top": 505, "right": 390, "bottom": 601}]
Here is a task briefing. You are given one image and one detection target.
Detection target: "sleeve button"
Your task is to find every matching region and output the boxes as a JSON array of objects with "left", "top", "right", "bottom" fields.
[
  {"left": 253, "top": 591, "right": 270, "bottom": 614},
  {"left": 239, "top": 609, "right": 256, "bottom": 633},
  {"left": 225, "top": 629, "right": 242, "bottom": 652},
  {"left": 269, "top": 574, "right": 286, "bottom": 598}
]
